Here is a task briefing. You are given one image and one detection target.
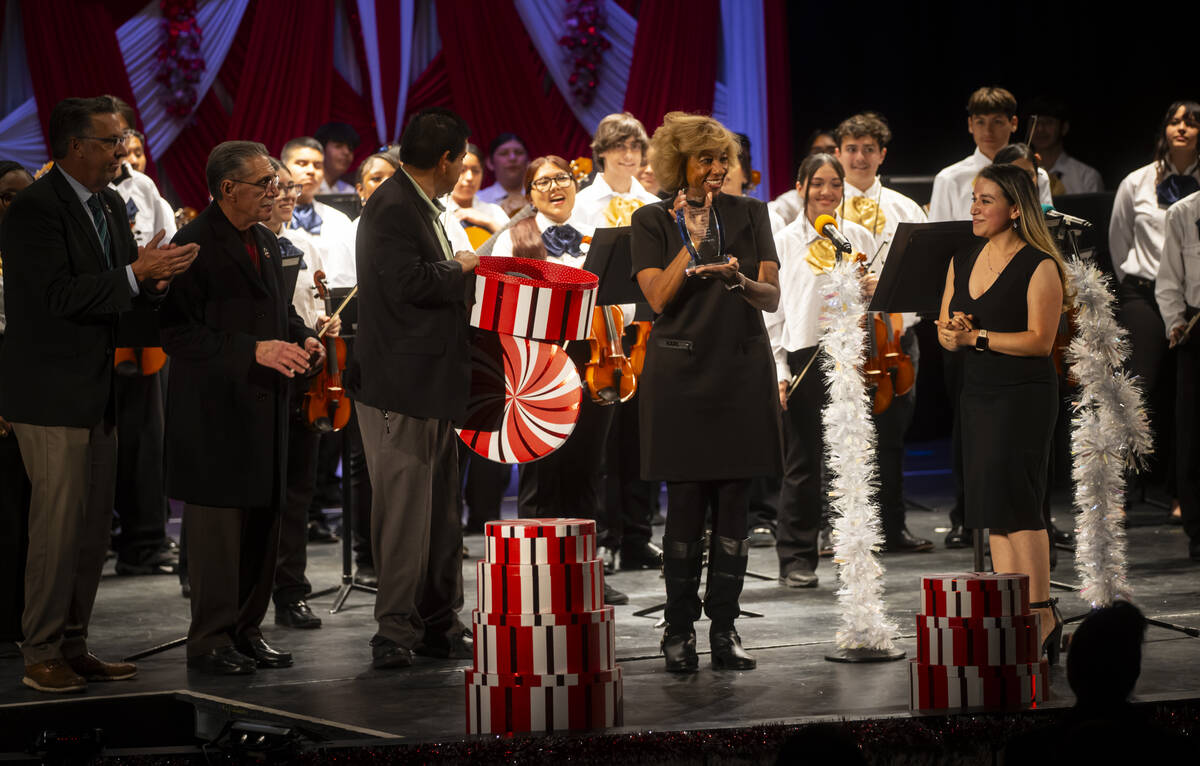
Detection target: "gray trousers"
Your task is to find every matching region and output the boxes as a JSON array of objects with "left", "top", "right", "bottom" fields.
[
  {"left": 12, "top": 421, "right": 117, "bottom": 665},
  {"left": 183, "top": 503, "right": 280, "bottom": 657},
  {"left": 357, "top": 404, "right": 465, "bottom": 650}
]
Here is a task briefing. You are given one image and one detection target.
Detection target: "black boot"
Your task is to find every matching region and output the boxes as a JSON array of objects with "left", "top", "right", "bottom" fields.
[
  {"left": 704, "top": 536, "right": 756, "bottom": 670},
  {"left": 660, "top": 537, "right": 704, "bottom": 673}
]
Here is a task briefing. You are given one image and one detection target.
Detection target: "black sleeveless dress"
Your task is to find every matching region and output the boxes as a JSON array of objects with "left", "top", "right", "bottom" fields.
[{"left": 949, "top": 243, "right": 1058, "bottom": 532}]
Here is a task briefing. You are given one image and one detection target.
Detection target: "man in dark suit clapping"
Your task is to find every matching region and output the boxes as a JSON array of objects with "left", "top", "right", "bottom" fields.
[
  {"left": 347, "top": 107, "right": 478, "bottom": 669},
  {"left": 0, "top": 96, "right": 198, "bottom": 693},
  {"left": 161, "top": 141, "right": 320, "bottom": 676}
]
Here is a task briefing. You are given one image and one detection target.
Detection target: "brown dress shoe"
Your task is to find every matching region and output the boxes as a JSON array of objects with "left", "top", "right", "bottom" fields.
[
  {"left": 67, "top": 653, "right": 137, "bottom": 681},
  {"left": 22, "top": 659, "right": 87, "bottom": 693}
]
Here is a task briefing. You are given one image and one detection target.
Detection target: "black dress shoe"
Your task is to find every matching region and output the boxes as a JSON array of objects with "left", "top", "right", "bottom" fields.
[
  {"left": 661, "top": 628, "right": 699, "bottom": 673},
  {"left": 187, "top": 646, "right": 256, "bottom": 675},
  {"left": 603, "top": 581, "right": 629, "bottom": 605},
  {"left": 748, "top": 526, "right": 775, "bottom": 548},
  {"left": 1051, "top": 523, "right": 1076, "bottom": 548},
  {"left": 619, "top": 540, "right": 663, "bottom": 570},
  {"left": 115, "top": 544, "right": 179, "bottom": 576},
  {"left": 780, "top": 569, "right": 818, "bottom": 588},
  {"left": 415, "top": 629, "right": 473, "bottom": 660},
  {"left": 275, "top": 600, "right": 322, "bottom": 629},
  {"left": 370, "top": 636, "right": 412, "bottom": 669},
  {"left": 354, "top": 566, "right": 379, "bottom": 588},
  {"left": 710, "top": 629, "right": 756, "bottom": 670},
  {"left": 307, "top": 519, "right": 339, "bottom": 544},
  {"left": 882, "top": 528, "right": 934, "bottom": 553},
  {"left": 234, "top": 636, "right": 293, "bottom": 669},
  {"left": 597, "top": 546, "right": 617, "bottom": 575},
  {"left": 944, "top": 525, "right": 969, "bottom": 549}
]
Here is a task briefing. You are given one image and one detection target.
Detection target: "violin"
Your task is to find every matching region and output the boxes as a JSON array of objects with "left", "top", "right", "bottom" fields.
[
  {"left": 627, "top": 321, "right": 652, "bottom": 377},
  {"left": 303, "top": 270, "right": 351, "bottom": 432},
  {"left": 851, "top": 252, "right": 915, "bottom": 415},
  {"left": 114, "top": 346, "right": 167, "bottom": 376},
  {"left": 584, "top": 305, "right": 636, "bottom": 405}
]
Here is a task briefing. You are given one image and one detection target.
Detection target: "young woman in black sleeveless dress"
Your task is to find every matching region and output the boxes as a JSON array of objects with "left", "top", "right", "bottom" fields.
[{"left": 935, "top": 163, "right": 1072, "bottom": 663}]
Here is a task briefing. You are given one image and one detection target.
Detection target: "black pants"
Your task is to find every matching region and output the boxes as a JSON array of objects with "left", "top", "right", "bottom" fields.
[
  {"left": 0, "top": 429, "right": 29, "bottom": 644},
  {"left": 1119, "top": 276, "right": 1176, "bottom": 490},
  {"left": 1176, "top": 314, "right": 1200, "bottom": 543},
  {"left": 602, "top": 392, "right": 655, "bottom": 548},
  {"left": 873, "top": 329, "right": 919, "bottom": 538},
  {"left": 518, "top": 393, "right": 614, "bottom": 527},
  {"left": 776, "top": 346, "right": 825, "bottom": 576},
  {"left": 274, "top": 398, "right": 321, "bottom": 606},
  {"left": 664, "top": 479, "right": 751, "bottom": 541},
  {"left": 112, "top": 370, "right": 169, "bottom": 562},
  {"left": 345, "top": 407, "right": 374, "bottom": 568},
  {"left": 310, "top": 430, "right": 344, "bottom": 520},
  {"left": 944, "top": 346, "right": 967, "bottom": 529}
]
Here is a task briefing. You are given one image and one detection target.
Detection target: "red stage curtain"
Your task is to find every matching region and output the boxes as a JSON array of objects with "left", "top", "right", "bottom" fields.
[
  {"left": 159, "top": 90, "right": 229, "bottom": 210},
  {"left": 402, "top": 50, "right": 452, "bottom": 126},
  {"left": 371, "top": 0, "right": 403, "bottom": 142},
  {"left": 226, "top": 0, "right": 335, "bottom": 155},
  {"left": 621, "top": 0, "right": 719, "bottom": 134},
  {"left": 436, "top": 0, "right": 590, "bottom": 169},
  {"left": 21, "top": 0, "right": 142, "bottom": 150},
  {"left": 763, "top": 0, "right": 794, "bottom": 198},
  {"left": 330, "top": 70, "right": 380, "bottom": 171}
]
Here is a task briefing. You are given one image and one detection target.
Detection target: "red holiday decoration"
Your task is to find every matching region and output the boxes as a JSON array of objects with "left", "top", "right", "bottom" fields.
[
  {"left": 558, "top": 0, "right": 611, "bottom": 107},
  {"left": 156, "top": 0, "right": 206, "bottom": 118}
]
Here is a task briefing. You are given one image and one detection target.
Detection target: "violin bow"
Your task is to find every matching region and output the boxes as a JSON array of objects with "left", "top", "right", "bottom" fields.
[
  {"left": 317, "top": 285, "right": 358, "bottom": 339},
  {"left": 1173, "top": 311, "right": 1200, "bottom": 348},
  {"left": 786, "top": 345, "right": 822, "bottom": 400}
]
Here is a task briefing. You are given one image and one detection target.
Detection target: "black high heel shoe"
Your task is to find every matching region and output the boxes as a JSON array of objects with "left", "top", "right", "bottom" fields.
[{"left": 1030, "top": 597, "right": 1063, "bottom": 665}]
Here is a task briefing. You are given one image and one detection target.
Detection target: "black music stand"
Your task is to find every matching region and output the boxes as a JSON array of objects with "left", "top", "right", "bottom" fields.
[
  {"left": 582, "top": 226, "right": 644, "bottom": 305},
  {"left": 314, "top": 192, "right": 361, "bottom": 221}
]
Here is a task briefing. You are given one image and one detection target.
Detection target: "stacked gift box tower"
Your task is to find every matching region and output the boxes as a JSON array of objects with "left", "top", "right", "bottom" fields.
[
  {"left": 909, "top": 572, "right": 1049, "bottom": 710},
  {"left": 465, "top": 518, "right": 623, "bottom": 735}
]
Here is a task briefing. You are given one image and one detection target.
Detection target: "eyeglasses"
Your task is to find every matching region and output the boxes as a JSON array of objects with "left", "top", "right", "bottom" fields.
[
  {"left": 229, "top": 176, "right": 281, "bottom": 195},
  {"left": 279, "top": 182, "right": 303, "bottom": 196},
  {"left": 530, "top": 173, "right": 573, "bottom": 192},
  {"left": 77, "top": 134, "right": 129, "bottom": 150},
  {"left": 0, "top": 191, "right": 19, "bottom": 205}
]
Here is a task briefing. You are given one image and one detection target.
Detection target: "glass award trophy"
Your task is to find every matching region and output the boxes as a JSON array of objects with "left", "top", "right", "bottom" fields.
[{"left": 675, "top": 199, "right": 727, "bottom": 272}]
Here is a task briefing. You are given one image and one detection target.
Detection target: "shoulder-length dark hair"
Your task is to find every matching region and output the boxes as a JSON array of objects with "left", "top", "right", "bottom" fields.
[{"left": 1153, "top": 100, "right": 1200, "bottom": 180}]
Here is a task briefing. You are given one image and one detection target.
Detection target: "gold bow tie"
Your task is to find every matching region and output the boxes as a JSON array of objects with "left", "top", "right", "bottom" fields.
[
  {"left": 842, "top": 195, "right": 885, "bottom": 234},
  {"left": 1049, "top": 172, "right": 1066, "bottom": 197},
  {"left": 806, "top": 238, "right": 838, "bottom": 275},
  {"left": 604, "top": 196, "right": 643, "bottom": 227}
]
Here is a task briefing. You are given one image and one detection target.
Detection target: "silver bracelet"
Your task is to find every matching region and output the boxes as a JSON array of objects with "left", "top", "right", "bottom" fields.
[{"left": 725, "top": 272, "right": 746, "bottom": 291}]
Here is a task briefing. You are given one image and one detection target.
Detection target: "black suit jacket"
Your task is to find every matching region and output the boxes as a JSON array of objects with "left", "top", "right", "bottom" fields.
[
  {"left": 0, "top": 165, "right": 161, "bottom": 426},
  {"left": 160, "top": 203, "right": 315, "bottom": 509},
  {"left": 346, "top": 170, "right": 472, "bottom": 420}
]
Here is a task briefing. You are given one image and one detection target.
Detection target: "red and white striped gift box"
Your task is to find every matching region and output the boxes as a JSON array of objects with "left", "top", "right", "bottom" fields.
[
  {"left": 909, "top": 658, "right": 1049, "bottom": 710},
  {"left": 485, "top": 533, "right": 597, "bottom": 565},
  {"left": 477, "top": 559, "right": 604, "bottom": 615},
  {"left": 916, "top": 614, "right": 1041, "bottom": 666},
  {"left": 464, "top": 668, "right": 623, "bottom": 734},
  {"left": 921, "top": 573, "right": 1030, "bottom": 618},
  {"left": 485, "top": 518, "right": 597, "bottom": 540},
  {"left": 471, "top": 607, "right": 615, "bottom": 675},
  {"left": 470, "top": 255, "right": 599, "bottom": 343}
]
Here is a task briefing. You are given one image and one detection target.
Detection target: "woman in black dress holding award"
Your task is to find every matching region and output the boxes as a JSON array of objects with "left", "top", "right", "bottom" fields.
[
  {"left": 936, "top": 163, "right": 1072, "bottom": 663},
  {"left": 631, "top": 112, "right": 782, "bottom": 672}
]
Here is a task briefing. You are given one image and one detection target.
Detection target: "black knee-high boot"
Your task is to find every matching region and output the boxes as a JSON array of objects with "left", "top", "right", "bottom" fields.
[
  {"left": 704, "top": 535, "right": 755, "bottom": 670},
  {"left": 660, "top": 537, "right": 704, "bottom": 673}
]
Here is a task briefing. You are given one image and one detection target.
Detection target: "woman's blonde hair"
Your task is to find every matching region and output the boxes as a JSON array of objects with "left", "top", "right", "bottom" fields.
[
  {"left": 648, "top": 112, "right": 739, "bottom": 194},
  {"left": 976, "top": 163, "right": 1073, "bottom": 309}
]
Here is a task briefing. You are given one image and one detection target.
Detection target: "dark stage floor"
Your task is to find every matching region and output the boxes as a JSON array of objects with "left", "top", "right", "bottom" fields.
[{"left": 2, "top": 441, "right": 1198, "bottom": 751}]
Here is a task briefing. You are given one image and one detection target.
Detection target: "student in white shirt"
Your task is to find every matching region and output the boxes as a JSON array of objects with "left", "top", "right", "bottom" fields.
[
  {"left": 574, "top": 112, "right": 660, "bottom": 229},
  {"left": 314, "top": 122, "right": 360, "bottom": 195},
  {"left": 283, "top": 137, "right": 358, "bottom": 288},
  {"left": 928, "top": 87, "right": 1053, "bottom": 222},
  {"left": 1155, "top": 189, "right": 1200, "bottom": 560},
  {"left": 476, "top": 132, "right": 530, "bottom": 217},
  {"left": 832, "top": 112, "right": 932, "bottom": 554},
  {"left": 765, "top": 153, "right": 876, "bottom": 589},
  {"left": 1027, "top": 97, "right": 1104, "bottom": 196},
  {"left": 350, "top": 151, "right": 399, "bottom": 239},
  {"left": 439, "top": 143, "right": 507, "bottom": 254},
  {"left": 1112, "top": 100, "right": 1200, "bottom": 521},
  {"left": 768, "top": 129, "right": 839, "bottom": 227}
]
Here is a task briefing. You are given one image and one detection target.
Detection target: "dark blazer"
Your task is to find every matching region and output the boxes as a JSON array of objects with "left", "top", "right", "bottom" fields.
[
  {"left": 346, "top": 170, "right": 472, "bottom": 421},
  {"left": 0, "top": 166, "right": 161, "bottom": 426},
  {"left": 161, "top": 203, "right": 314, "bottom": 509}
]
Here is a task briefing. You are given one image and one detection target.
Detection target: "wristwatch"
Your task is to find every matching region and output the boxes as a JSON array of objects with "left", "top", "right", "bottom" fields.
[{"left": 974, "top": 329, "right": 989, "bottom": 352}]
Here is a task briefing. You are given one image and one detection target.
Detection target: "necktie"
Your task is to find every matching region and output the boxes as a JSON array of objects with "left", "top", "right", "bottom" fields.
[
  {"left": 86, "top": 194, "right": 112, "bottom": 267},
  {"left": 1156, "top": 174, "right": 1200, "bottom": 207},
  {"left": 291, "top": 203, "right": 324, "bottom": 234},
  {"left": 542, "top": 224, "right": 584, "bottom": 259}
]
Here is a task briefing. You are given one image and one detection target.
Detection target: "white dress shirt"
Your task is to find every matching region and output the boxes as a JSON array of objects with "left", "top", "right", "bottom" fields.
[
  {"left": 1043, "top": 152, "right": 1104, "bottom": 196},
  {"left": 60, "top": 165, "right": 140, "bottom": 295},
  {"left": 765, "top": 214, "right": 876, "bottom": 382},
  {"left": 290, "top": 199, "right": 357, "bottom": 288},
  {"left": 274, "top": 225, "right": 325, "bottom": 331},
  {"left": 109, "top": 163, "right": 177, "bottom": 247},
  {"left": 843, "top": 177, "right": 927, "bottom": 328},
  {"left": 768, "top": 188, "right": 802, "bottom": 227},
  {"left": 490, "top": 211, "right": 594, "bottom": 266},
  {"left": 317, "top": 178, "right": 355, "bottom": 195},
  {"left": 928, "top": 148, "right": 1053, "bottom": 222},
  {"left": 477, "top": 182, "right": 517, "bottom": 205},
  {"left": 573, "top": 173, "right": 659, "bottom": 229},
  {"left": 1109, "top": 161, "right": 1200, "bottom": 283},
  {"left": 440, "top": 194, "right": 509, "bottom": 242},
  {"left": 1155, "top": 190, "right": 1200, "bottom": 335}
]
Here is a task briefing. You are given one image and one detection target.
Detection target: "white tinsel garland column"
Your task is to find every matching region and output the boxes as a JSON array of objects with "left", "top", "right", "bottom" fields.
[
  {"left": 819, "top": 259, "right": 899, "bottom": 656},
  {"left": 1064, "top": 259, "right": 1153, "bottom": 607}
]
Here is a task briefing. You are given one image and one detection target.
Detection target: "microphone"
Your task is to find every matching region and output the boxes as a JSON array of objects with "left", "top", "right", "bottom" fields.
[
  {"left": 1040, "top": 204, "right": 1093, "bottom": 229},
  {"left": 813, "top": 214, "right": 853, "bottom": 254}
]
